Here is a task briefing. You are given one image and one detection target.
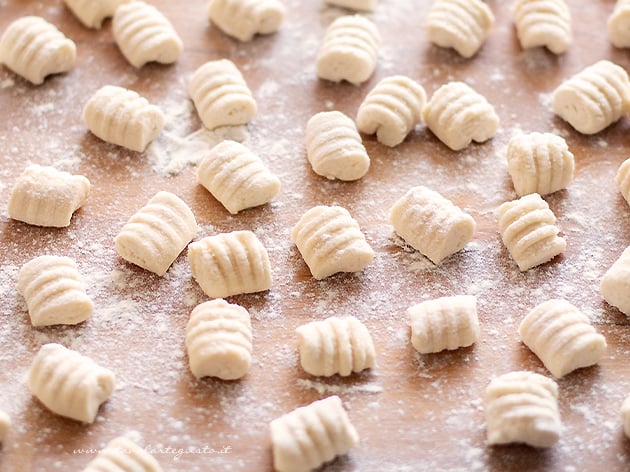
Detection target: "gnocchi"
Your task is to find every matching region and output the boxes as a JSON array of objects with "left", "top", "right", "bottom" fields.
[
  {"left": 208, "top": 0, "right": 285, "bottom": 41},
  {"left": 0, "top": 410, "right": 10, "bottom": 442},
  {"left": 325, "top": 0, "right": 376, "bottom": 11},
  {"left": 63, "top": 0, "right": 132, "bottom": 29},
  {"left": 622, "top": 395, "right": 630, "bottom": 438},
  {"left": 600, "top": 245, "right": 630, "bottom": 316},
  {"left": 608, "top": 0, "right": 630, "bottom": 48},
  {"left": 512, "top": 0, "right": 572, "bottom": 54},
  {"left": 615, "top": 157, "right": 630, "bottom": 206}
]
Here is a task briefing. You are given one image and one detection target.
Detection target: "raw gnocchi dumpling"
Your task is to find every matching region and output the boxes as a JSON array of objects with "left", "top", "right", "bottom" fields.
[
  {"left": 83, "top": 433, "right": 163, "bottom": 472},
  {"left": 0, "top": 410, "right": 10, "bottom": 442},
  {"left": 188, "top": 230, "right": 272, "bottom": 298},
  {"left": 197, "top": 140, "right": 280, "bottom": 214},
  {"left": 270, "top": 395, "right": 359, "bottom": 472},
  {"left": 115, "top": 191, "right": 198, "bottom": 276},
  {"left": 425, "top": 0, "right": 495, "bottom": 58},
  {"left": 82, "top": 85, "right": 165, "bottom": 152},
  {"left": 188, "top": 59, "right": 257, "bottom": 130},
  {"left": 356, "top": 75, "right": 426, "bottom": 147},
  {"left": 389, "top": 186, "right": 476, "bottom": 264},
  {"left": 608, "top": 0, "right": 630, "bottom": 48},
  {"left": 316, "top": 15, "right": 381, "bottom": 85},
  {"left": 112, "top": 1, "right": 183, "bottom": 68},
  {"left": 407, "top": 295, "right": 479, "bottom": 354},
  {"left": 423, "top": 81, "right": 499, "bottom": 151},
  {"left": 622, "top": 395, "right": 630, "bottom": 438},
  {"left": 615, "top": 157, "right": 630, "bottom": 206},
  {"left": 17, "top": 255, "right": 93, "bottom": 327},
  {"left": 305, "top": 111, "right": 370, "bottom": 181},
  {"left": 552, "top": 59, "right": 630, "bottom": 134},
  {"left": 0, "top": 16, "right": 76, "bottom": 85},
  {"left": 518, "top": 299, "right": 607, "bottom": 378},
  {"left": 8, "top": 164, "right": 90, "bottom": 228},
  {"left": 208, "top": 0, "right": 285, "bottom": 41},
  {"left": 507, "top": 132, "right": 575, "bottom": 197},
  {"left": 28, "top": 343, "right": 115, "bottom": 423},
  {"left": 63, "top": 0, "right": 133, "bottom": 29},
  {"left": 484, "top": 371, "right": 561, "bottom": 448},
  {"left": 600, "top": 245, "right": 630, "bottom": 316},
  {"left": 185, "top": 299, "right": 253, "bottom": 380},
  {"left": 296, "top": 316, "right": 375, "bottom": 377},
  {"left": 291, "top": 205, "right": 374, "bottom": 280},
  {"left": 497, "top": 193, "right": 566, "bottom": 271},
  {"left": 325, "top": 0, "right": 376, "bottom": 11},
  {"left": 512, "top": 0, "right": 571, "bottom": 54}
]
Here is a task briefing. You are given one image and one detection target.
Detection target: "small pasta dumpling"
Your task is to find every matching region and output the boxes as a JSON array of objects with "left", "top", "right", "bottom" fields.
[
  {"left": 185, "top": 299, "right": 253, "bottom": 380},
  {"left": 115, "top": 191, "right": 197, "bottom": 276},
  {"left": 356, "top": 75, "right": 426, "bottom": 147},
  {"left": 270, "top": 395, "right": 359, "bottom": 472},
  {"left": 188, "top": 230, "right": 273, "bottom": 298},
  {"left": 291, "top": 205, "right": 374, "bottom": 280},
  {"left": 425, "top": 0, "right": 495, "bottom": 58},
  {"left": 497, "top": 193, "right": 566, "bottom": 271},
  {"left": 28, "top": 343, "right": 116, "bottom": 423},
  {"left": 197, "top": 140, "right": 280, "bottom": 214},
  {"left": 63, "top": 0, "right": 133, "bottom": 29},
  {"left": 325, "top": 0, "right": 376, "bottom": 12},
  {"left": 0, "top": 16, "right": 76, "bottom": 85},
  {"left": 518, "top": 299, "right": 607, "bottom": 378},
  {"left": 484, "top": 371, "right": 561, "bottom": 448},
  {"left": 622, "top": 395, "right": 630, "bottom": 438},
  {"left": 0, "top": 410, "right": 10, "bottom": 442},
  {"left": 600, "top": 245, "right": 630, "bottom": 316},
  {"left": 8, "top": 164, "right": 90, "bottom": 228},
  {"left": 615, "top": 157, "right": 630, "bottom": 206},
  {"left": 188, "top": 59, "right": 257, "bottom": 130},
  {"left": 296, "top": 316, "right": 375, "bottom": 377},
  {"left": 316, "top": 15, "right": 381, "bottom": 85},
  {"left": 112, "top": 1, "right": 183, "bottom": 68},
  {"left": 552, "top": 59, "right": 630, "bottom": 134},
  {"left": 423, "top": 81, "right": 499, "bottom": 151},
  {"left": 512, "top": 0, "right": 571, "bottom": 54},
  {"left": 608, "top": 0, "right": 630, "bottom": 48},
  {"left": 84, "top": 433, "right": 163, "bottom": 472},
  {"left": 407, "top": 295, "right": 479, "bottom": 354},
  {"left": 305, "top": 111, "right": 370, "bottom": 181},
  {"left": 82, "top": 85, "right": 165, "bottom": 152},
  {"left": 17, "top": 255, "right": 93, "bottom": 327},
  {"left": 389, "top": 186, "right": 476, "bottom": 264},
  {"left": 208, "top": 0, "right": 285, "bottom": 42},
  {"left": 507, "top": 132, "right": 575, "bottom": 197}
]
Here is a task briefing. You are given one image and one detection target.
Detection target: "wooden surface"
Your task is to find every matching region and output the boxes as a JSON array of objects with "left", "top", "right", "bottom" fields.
[{"left": 2, "top": 0, "right": 630, "bottom": 470}]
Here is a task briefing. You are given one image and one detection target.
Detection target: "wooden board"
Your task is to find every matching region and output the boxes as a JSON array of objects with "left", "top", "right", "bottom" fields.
[{"left": 2, "top": 0, "right": 630, "bottom": 470}]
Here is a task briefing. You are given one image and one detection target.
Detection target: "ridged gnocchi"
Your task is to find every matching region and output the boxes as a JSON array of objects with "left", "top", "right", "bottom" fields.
[
  {"left": 615, "top": 157, "right": 630, "bottom": 206},
  {"left": 512, "top": 0, "right": 572, "bottom": 54},
  {"left": 83, "top": 434, "right": 163, "bottom": 472},
  {"left": 608, "top": 0, "right": 630, "bottom": 48},
  {"left": 305, "top": 111, "right": 370, "bottom": 181},
  {"left": 63, "top": 0, "right": 133, "bottom": 29},
  {"left": 208, "top": 0, "right": 285, "bottom": 41},
  {"left": 600, "top": 245, "right": 630, "bottom": 316},
  {"left": 291, "top": 205, "right": 374, "bottom": 280}
]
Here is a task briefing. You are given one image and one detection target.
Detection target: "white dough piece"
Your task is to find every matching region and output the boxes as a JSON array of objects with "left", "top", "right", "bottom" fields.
[
  {"left": 423, "top": 81, "right": 499, "bottom": 151},
  {"left": 316, "top": 15, "right": 381, "bottom": 85},
  {"left": 28, "top": 343, "right": 115, "bottom": 423},
  {"left": 291, "top": 205, "right": 374, "bottom": 280},
  {"left": 622, "top": 395, "right": 630, "bottom": 438},
  {"left": 506, "top": 132, "right": 575, "bottom": 197},
  {"left": 552, "top": 59, "right": 630, "bottom": 134},
  {"left": 0, "top": 410, "right": 10, "bottom": 442},
  {"left": 82, "top": 85, "right": 165, "bottom": 152},
  {"left": 188, "top": 59, "right": 257, "bottom": 130},
  {"left": 325, "top": 0, "right": 376, "bottom": 11},
  {"left": 512, "top": 0, "right": 571, "bottom": 54},
  {"left": 609, "top": 0, "right": 630, "bottom": 48},
  {"left": 484, "top": 371, "right": 561, "bottom": 448},
  {"left": 8, "top": 164, "right": 90, "bottom": 228},
  {"left": 188, "top": 230, "right": 273, "bottom": 298},
  {"left": 17, "top": 255, "right": 93, "bottom": 327},
  {"left": 389, "top": 186, "right": 476, "bottom": 264},
  {"left": 600, "top": 245, "right": 630, "bottom": 316},
  {"left": 197, "top": 140, "right": 280, "bottom": 214},
  {"left": 115, "top": 191, "right": 198, "bottom": 276},
  {"left": 208, "top": 0, "right": 285, "bottom": 41},
  {"left": 305, "top": 111, "right": 370, "bottom": 181},
  {"left": 63, "top": 0, "right": 133, "bottom": 29},
  {"left": 407, "top": 295, "right": 479, "bottom": 354},
  {"left": 296, "top": 316, "right": 375, "bottom": 377},
  {"left": 112, "top": 1, "right": 183, "bottom": 68},
  {"left": 0, "top": 16, "right": 76, "bottom": 85},
  {"left": 356, "top": 75, "right": 426, "bottom": 147},
  {"left": 185, "top": 299, "right": 253, "bottom": 380},
  {"left": 497, "top": 193, "right": 566, "bottom": 271},
  {"left": 615, "top": 157, "right": 630, "bottom": 206},
  {"left": 270, "top": 395, "right": 359, "bottom": 472},
  {"left": 83, "top": 433, "right": 163, "bottom": 472},
  {"left": 425, "top": 0, "right": 495, "bottom": 58},
  {"left": 518, "top": 299, "right": 607, "bottom": 378}
]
